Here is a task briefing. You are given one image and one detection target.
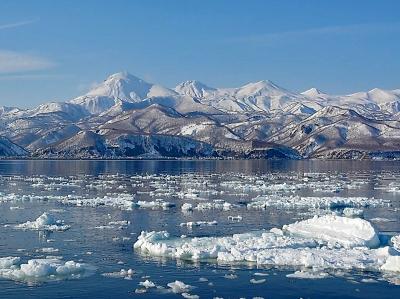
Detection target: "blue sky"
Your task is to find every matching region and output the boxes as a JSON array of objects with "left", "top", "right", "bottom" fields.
[{"left": 0, "top": 0, "right": 399, "bottom": 107}]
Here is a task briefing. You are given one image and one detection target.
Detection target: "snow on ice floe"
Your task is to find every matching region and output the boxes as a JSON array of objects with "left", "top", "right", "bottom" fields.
[
  {"left": 15, "top": 213, "right": 70, "bottom": 232},
  {"left": 134, "top": 215, "right": 400, "bottom": 277},
  {"left": 0, "top": 257, "right": 95, "bottom": 283},
  {"left": 282, "top": 215, "right": 380, "bottom": 248}
]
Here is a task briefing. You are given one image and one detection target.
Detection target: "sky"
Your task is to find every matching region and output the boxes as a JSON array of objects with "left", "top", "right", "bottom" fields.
[{"left": 0, "top": 0, "right": 400, "bottom": 108}]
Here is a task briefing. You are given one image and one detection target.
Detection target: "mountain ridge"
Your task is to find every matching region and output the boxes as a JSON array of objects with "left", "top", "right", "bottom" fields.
[{"left": 1, "top": 71, "right": 400, "bottom": 160}]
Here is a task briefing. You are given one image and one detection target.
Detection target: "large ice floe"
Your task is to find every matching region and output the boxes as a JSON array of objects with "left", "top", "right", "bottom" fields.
[
  {"left": 134, "top": 215, "right": 400, "bottom": 276},
  {"left": 15, "top": 213, "right": 71, "bottom": 231},
  {"left": 0, "top": 257, "right": 96, "bottom": 283}
]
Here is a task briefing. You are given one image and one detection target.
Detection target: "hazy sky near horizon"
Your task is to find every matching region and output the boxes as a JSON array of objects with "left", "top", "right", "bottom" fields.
[{"left": 0, "top": 0, "right": 399, "bottom": 107}]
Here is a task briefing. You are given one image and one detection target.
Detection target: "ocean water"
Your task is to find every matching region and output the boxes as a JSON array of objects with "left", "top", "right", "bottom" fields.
[{"left": 0, "top": 159, "right": 399, "bottom": 299}]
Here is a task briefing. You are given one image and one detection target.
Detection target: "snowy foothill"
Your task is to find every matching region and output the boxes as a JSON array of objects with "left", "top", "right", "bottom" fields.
[
  {"left": 134, "top": 215, "right": 400, "bottom": 278},
  {"left": 0, "top": 257, "right": 96, "bottom": 283},
  {"left": 15, "top": 213, "right": 71, "bottom": 232}
]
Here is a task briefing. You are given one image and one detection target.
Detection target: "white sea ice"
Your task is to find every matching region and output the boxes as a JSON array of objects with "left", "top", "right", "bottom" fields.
[
  {"left": 342, "top": 208, "right": 364, "bottom": 218},
  {"left": 0, "top": 257, "right": 95, "bottom": 283},
  {"left": 15, "top": 213, "right": 70, "bottom": 232},
  {"left": 66, "top": 195, "right": 136, "bottom": 210},
  {"left": 167, "top": 280, "right": 193, "bottom": 293},
  {"left": 247, "top": 195, "right": 386, "bottom": 211},
  {"left": 180, "top": 221, "right": 217, "bottom": 227},
  {"left": 134, "top": 215, "right": 400, "bottom": 276},
  {"left": 228, "top": 215, "right": 243, "bottom": 221},
  {"left": 282, "top": 215, "right": 380, "bottom": 248},
  {"left": 101, "top": 268, "right": 134, "bottom": 279},
  {"left": 286, "top": 270, "right": 330, "bottom": 279},
  {"left": 139, "top": 279, "right": 156, "bottom": 288},
  {"left": 182, "top": 293, "right": 199, "bottom": 299},
  {"left": 250, "top": 278, "right": 266, "bottom": 284},
  {"left": 381, "top": 256, "right": 400, "bottom": 272},
  {"left": 391, "top": 235, "right": 400, "bottom": 251},
  {"left": 135, "top": 200, "right": 175, "bottom": 209},
  {"left": 36, "top": 247, "right": 59, "bottom": 253},
  {"left": 181, "top": 203, "right": 193, "bottom": 211}
]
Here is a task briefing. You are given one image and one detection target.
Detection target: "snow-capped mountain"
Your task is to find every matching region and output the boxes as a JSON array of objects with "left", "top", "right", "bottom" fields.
[
  {"left": 1, "top": 71, "right": 400, "bottom": 159},
  {"left": 69, "top": 72, "right": 177, "bottom": 114}
]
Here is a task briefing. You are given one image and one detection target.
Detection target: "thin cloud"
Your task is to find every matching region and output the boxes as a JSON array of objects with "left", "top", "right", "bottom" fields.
[
  {"left": 0, "top": 74, "right": 62, "bottom": 80},
  {"left": 0, "top": 50, "right": 55, "bottom": 74},
  {"left": 226, "top": 22, "right": 400, "bottom": 44},
  {"left": 0, "top": 18, "right": 39, "bottom": 30}
]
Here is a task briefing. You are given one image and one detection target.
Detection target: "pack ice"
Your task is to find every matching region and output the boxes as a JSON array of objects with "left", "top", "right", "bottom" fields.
[{"left": 134, "top": 215, "right": 400, "bottom": 276}]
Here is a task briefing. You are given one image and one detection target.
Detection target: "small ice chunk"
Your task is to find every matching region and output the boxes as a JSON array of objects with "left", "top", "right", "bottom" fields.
[
  {"left": 167, "top": 280, "right": 193, "bottom": 293},
  {"left": 250, "top": 278, "right": 266, "bottom": 284},
  {"left": 182, "top": 293, "right": 199, "bottom": 299},
  {"left": 181, "top": 203, "right": 193, "bottom": 211},
  {"left": 139, "top": 279, "right": 156, "bottom": 288},
  {"left": 228, "top": 215, "right": 242, "bottom": 221},
  {"left": 180, "top": 221, "right": 217, "bottom": 227},
  {"left": 102, "top": 268, "right": 134, "bottom": 279},
  {"left": 15, "top": 213, "right": 70, "bottom": 232},
  {"left": 37, "top": 248, "right": 59, "bottom": 253},
  {"left": 286, "top": 270, "right": 330, "bottom": 279},
  {"left": 343, "top": 208, "right": 364, "bottom": 218}
]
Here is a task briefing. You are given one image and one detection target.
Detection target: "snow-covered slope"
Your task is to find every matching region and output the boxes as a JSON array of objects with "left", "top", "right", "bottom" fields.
[
  {"left": 69, "top": 72, "right": 177, "bottom": 114},
  {"left": 0, "top": 136, "right": 28, "bottom": 157}
]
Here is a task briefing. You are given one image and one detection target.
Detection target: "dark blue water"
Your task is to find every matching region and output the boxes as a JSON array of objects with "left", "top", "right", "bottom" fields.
[{"left": 0, "top": 160, "right": 399, "bottom": 298}]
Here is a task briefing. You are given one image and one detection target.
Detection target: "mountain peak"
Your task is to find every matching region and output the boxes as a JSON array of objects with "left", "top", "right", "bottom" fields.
[
  {"left": 104, "top": 71, "right": 144, "bottom": 83},
  {"left": 175, "top": 80, "right": 215, "bottom": 98},
  {"left": 301, "top": 87, "right": 324, "bottom": 97},
  {"left": 86, "top": 72, "right": 153, "bottom": 102}
]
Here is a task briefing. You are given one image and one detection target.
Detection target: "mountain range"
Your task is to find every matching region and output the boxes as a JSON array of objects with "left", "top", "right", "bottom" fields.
[{"left": 1, "top": 71, "right": 400, "bottom": 159}]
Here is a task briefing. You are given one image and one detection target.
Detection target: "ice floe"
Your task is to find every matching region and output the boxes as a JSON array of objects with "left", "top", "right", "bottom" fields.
[
  {"left": 180, "top": 221, "right": 218, "bottom": 227},
  {"left": 286, "top": 270, "right": 330, "bottom": 279},
  {"left": 15, "top": 213, "right": 71, "bottom": 232},
  {"left": 134, "top": 215, "right": 400, "bottom": 277},
  {"left": 167, "top": 280, "right": 193, "bottom": 293},
  {"left": 139, "top": 279, "right": 156, "bottom": 288},
  {"left": 0, "top": 257, "right": 95, "bottom": 283},
  {"left": 101, "top": 268, "right": 134, "bottom": 279}
]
